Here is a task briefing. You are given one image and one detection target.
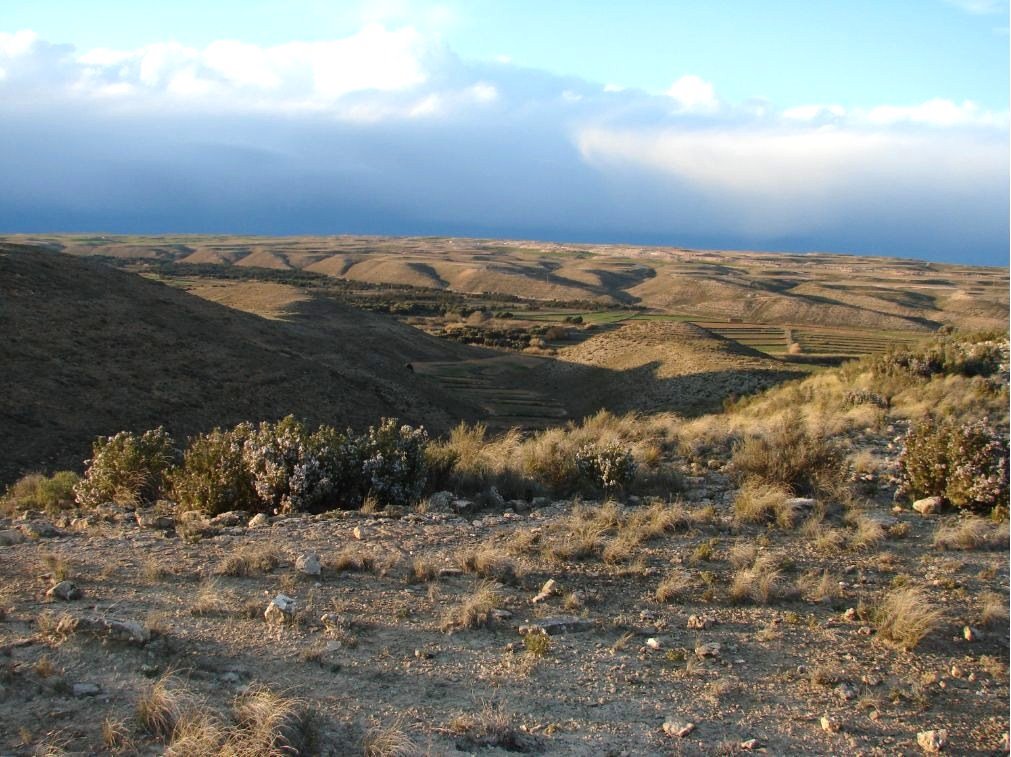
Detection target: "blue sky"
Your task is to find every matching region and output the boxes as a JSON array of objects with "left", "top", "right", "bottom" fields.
[{"left": 1, "top": 0, "right": 1008, "bottom": 263}]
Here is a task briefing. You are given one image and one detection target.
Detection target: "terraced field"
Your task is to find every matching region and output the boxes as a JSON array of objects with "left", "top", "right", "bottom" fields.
[{"left": 412, "top": 355, "right": 569, "bottom": 431}]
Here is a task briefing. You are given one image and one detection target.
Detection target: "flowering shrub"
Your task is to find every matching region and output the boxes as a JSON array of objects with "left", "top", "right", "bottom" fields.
[
  {"left": 359, "top": 418, "right": 428, "bottom": 507},
  {"left": 171, "top": 424, "right": 259, "bottom": 515},
  {"left": 242, "top": 416, "right": 310, "bottom": 513},
  {"left": 288, "top": 425, "right": 364, "bottom": 512},
  {"left": 898, "top": 416, "right": 1009, "bottom": 514},
  {"left": 576, "top": 442, "right": 637, "bottom": 494},
  {"left": 873, "top": 336, "right": 1009, "bottom": 384},
  {"left": 74, "top": 427, "right": 177, "bottom": 507}
]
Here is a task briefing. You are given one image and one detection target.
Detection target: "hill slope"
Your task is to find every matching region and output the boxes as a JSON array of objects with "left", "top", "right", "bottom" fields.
[{"left": 0, "top": 245, "right": 483, "bottom": 482}]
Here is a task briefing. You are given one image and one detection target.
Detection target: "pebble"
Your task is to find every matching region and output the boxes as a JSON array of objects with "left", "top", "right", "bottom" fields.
[
  {"left": 532, "top": 579, "right": 558, "bottom": 604},
  {"left": 662, "top": 719, "right": 695, "bottom": 738},
  {"left": 73, "top": 683, "right": 100, "bottom": 697},
  {"left": 295, "top": 552, "right": 321, "bottom": 576},
  {"left": 46, "top": 580, "right": 82, "bottom": 601},
  {"left": 820, "top": 715, "right": 841, "bottom": 733},
  {"left": 264, "top": 594, "right": 296, "bottom": 625}
]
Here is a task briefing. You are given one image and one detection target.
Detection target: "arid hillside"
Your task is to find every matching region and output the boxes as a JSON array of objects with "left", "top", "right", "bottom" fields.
[
  {"left": 0, "top": 245, "right": 487, "bottom": 482},
  {"left": 9, "top": 234, "right": 1007, "bottom": 333}
]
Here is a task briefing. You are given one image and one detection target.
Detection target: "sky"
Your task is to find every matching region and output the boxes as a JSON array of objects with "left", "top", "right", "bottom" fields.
[{"left": 1, "top": 0, "right": 1008, "bottom": 264}]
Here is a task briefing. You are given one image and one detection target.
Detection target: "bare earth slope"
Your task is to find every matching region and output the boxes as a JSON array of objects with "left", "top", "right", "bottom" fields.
[{"left": 0, "top": 245, "right": 483, "bottom": 481}]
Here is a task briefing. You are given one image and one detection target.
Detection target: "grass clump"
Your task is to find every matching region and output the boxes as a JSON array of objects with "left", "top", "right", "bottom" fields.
[
  {"left": 459, "top": 547, "right": 519, "bottom": 584},
  {"left": 733, "top": 479, "right": 796, "bottom": 528},
  {"left": 215, "top": 544, "right": 281, "bottom": 577},
  {"left": 442, "top": 580, "right": 504, "bottom": 631},
  {"left": 449, "top": 702, "right": 529, "bottom": 751},
  {"left": 75, "top": 427, "right": 177, "bottom": 507},
  {"left": 933, "top": 516, "right": 1008, "bottom": 551},
  {"left": 655, "top": 569, "right": 694, "bottom": 603},
  {"left": 874, "top": 587, "right": 944, "bottom": 649},
  {"left": 730, "top": 556, "right": 786, "bottom": 605},
  {"left": 1, "top": 471, "right": 80, "bottom": 515}
]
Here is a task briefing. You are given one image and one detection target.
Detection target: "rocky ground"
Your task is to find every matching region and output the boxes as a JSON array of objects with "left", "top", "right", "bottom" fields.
[{"left": 1, "top": 447, "right": 1009, "bottom": 755}]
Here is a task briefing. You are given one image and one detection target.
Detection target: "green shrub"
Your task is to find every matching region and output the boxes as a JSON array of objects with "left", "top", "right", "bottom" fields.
[
  {"left": 1, "top": 471, "right": 80, "bottom": 515},
  {"left": 730, "top": 410, "right": 844, "bottom": 496},
  {"left": 293, "top": 425, "right": 364, "bottom": 511},
  {"left": 575, "top": 442, "right": 637, "bottom": 494},
  {"left": 359, "top": 418, "right": 428, "bottom": 507},
  {"left": 74, "top": 428, "right": 177, "bottom": 507},
  {"left": 898, "top": 416, "right": 1009, "bottom": 514},
  {"left": 171, "top": 425, "right": 259, "bottom": 516},
  {"left": 521, "top": 432, "right": 581, "bottom": 495},
  {"left": 242, "top": 416, "right": 309, "bottom": 513}
]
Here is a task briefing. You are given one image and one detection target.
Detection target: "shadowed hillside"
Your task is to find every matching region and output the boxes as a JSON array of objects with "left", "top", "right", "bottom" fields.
[{"left": 0, "top": 245, "right": 486, "bottom": 481}]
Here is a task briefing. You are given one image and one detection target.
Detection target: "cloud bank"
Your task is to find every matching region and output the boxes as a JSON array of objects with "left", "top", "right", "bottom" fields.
[{"left": 0, "top": 26, "right": 1007, "bottom": 264}]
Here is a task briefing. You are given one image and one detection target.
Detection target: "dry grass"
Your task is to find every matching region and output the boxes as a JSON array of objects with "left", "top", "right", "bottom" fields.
[
  {"left": 362, "top": 717, "right": 419, "bottom": 757},
  {"left": 459, "top": 547, "right": 519, "bottom": 583},
  {"left": 215, "top": 544, "right": 281, "bottom": 577},
  {"left": 730, "top": 556, "right": 785, "bottom": 605},
  {"left": 142, "top": 559, "right": 170, "bottom": 583},
  {"left": 101, "top": 717, "right": 130, "bottom": 751},
  {"left": 41, "top": 552, "right": 71, "bottom": 582},
  {"left": 408, "top": 556, "right": 439, "bottom": 584},
  {"left": 803, "top": 570, "right": 843, "bottom": 603},
  {"left": 875, "top": 587, "right": 944, "bottom": 649},
  {"left": 190, "top": 578, "right": 231, "bottom": 616},
  {"left": 137, "top": 675, "right": 194, "bottom": 741},
  {"left": 226, "top": 685, "right": 318, "bottom": 756},
  {"left": 728, "top": 542, "right": 758, "bottom": 569},
  {"left": 733, "top": 479, "right": 795, "bottom": 527},
  {"left": 655, "top": 569, "right": 694, "bottom": 603},
  {"left": 331, "top": 545, "right": 378, "bottom": 573},
  {"left": 442, "top": 580, "right": 504, "bottom": 631},
  {"left": 978, "top": 592, "right": 1010, "bottom": 628},
  {"left": 933, "top": 517, "right": 1007, "bottom": 551},
  {"left": 449, "top": 702, "right": 527, "bottom": 751},
  {"left": 850, "top": 515, "right": 886, "bottom": 550}
]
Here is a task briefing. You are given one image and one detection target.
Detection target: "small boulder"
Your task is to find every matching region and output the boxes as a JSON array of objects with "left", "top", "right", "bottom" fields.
[
  {"left": 0, "top": 530, "right": 26, "bottom": 546},
  {"left": 135, "top": 512, "right": 175, "bottom": 530},
  {"left": 264, "top": 594, "right": 296, "bottom": 625},
  {"left": 917, "top": 729, "right": 947, "bottom": 753},
  {"left": 912, "top": 496, "right": 942, "bottom": 516},
  {"left": 694, "top": 641, "right": 721, "bottom": 659},
  {"left": 687, "top": 614, "right": 710, "bottom": 630},
  {"left": 426, "top": 491, "right": 454, "bottom": 511},
  {"left": 210, "top": 511, "right": 249, "bottom": 527},
  {"left": 19, "top": 521, "right": 63, "bottom": 539},
  {"left": 518, "top": 617, "right": 593, "bottom": 636},
  {"left": 46, "top": 581, "right": 82, "bottom": 601},
  {"left": 295, "top": 552, "right": 321, "bottom": 576},
  {"left": 820, "top": 715, "right": 841, "bottom": 733}
]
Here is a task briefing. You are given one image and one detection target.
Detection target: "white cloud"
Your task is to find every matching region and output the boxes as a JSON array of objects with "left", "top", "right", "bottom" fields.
[
  {"left": 665, "top": 74, "right": 719, "bottom": 113},
  {"left": 863, "top": 97, "right": 1006, "bottom": 127},
  {"left": 782, "top": 103, "right": 846, "bottom": 122}
]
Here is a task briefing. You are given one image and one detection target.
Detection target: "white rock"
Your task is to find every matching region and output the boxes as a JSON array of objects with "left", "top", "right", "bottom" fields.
[
  {"left": 821, "top": 714, "right": 841, "bottom": 733},
  {"left": 248, "top": 513, "right": 270, "bottom": 528},
  {"left": 662, "top": 719, "right": 695, "bottom": 738},
  {"left": 296, "top": 552, "right": 321, "bottom": 576},
  {"left": 646, "top": 637, "right": 662, "bottom": 650},
  {"left": 532, "top": 579, "right": 558, "bottom": 604},
  {"left": 73, "top": 683, "right": 101, "bottom": 697},
  {"left": 265, "top": 594, "right": 296, "bottom": 625}
]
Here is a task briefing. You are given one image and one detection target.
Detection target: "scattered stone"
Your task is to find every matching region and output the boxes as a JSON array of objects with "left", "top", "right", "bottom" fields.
[
  {"left": 687, "top": 614, "right": 710, "bottom": 630},
  {"left": 1000, "top": 732, "right": 1009, "bottom": 753},
  {"left": 490, "top": 609, "right": 513, "bottom": 621},
  {"left": 265, "top": 594, "right": 296, "bottom": 625},
  {"left": 532, "top": 579, "right": 559, "bottom": 604},
  {"left": 843, "top": 608, "right": 857, "bottom": 621},
  {"left": 451, "top": 499, "right": 473, "bottom": 513},
  {"left": 353, "top": 526, "right": 365, "bottom": 540},
  {"left": 73, "top": 683, "right": 101, "bottom": 698},
  {"left": 694, "top": 641, "right": 720, "bottom": 659},
  {"left": 821, "top": 715, "right": 841, "bottom": 733},
  {"left": 0, "top": 529, "right": 27, "bottom": 546},
  {"left": 646, "top": 637, "right": 662, "bottom": 650},
  {"left": 321, "top": 613, "right": 350, "bottom": 631},
  {"left": 295, "top": 552, "right": 321, "bottom": 576},
  {"left": 963, "top": 626, "right": 981, "bottom": 642},
  {"left": 912, "top": 496, "right": 942, "bottom": 516},
  {"left": 427, "top": 491, "right": 454, "bottom": 511},
  {"left": 507, "top": 499, "right": 531, "bottom": 513},
  {"left": 484, "top": 487, "right": 505, "bottom": 508},
  {"left": 46, "top": 581, "right": 82, "bottom": 601},
  {"left": 740, "top": 738, "right": 760, "bottom": 750},
  {"left": 662, "top": 719, "right": 695, "bottom": 738},
  {"left": 518, "top": 617, "right": 593, "bottom": 636},
  {"left": 248, "top": 513, "right": 270, "bottom": 529},
  {"left": 917, "top": 729, "right": 947, "bottom": 753}
]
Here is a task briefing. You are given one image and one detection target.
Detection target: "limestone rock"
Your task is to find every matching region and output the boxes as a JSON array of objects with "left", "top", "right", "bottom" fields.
[
  {"left": 210, "top": 511, "right": 249, "bottom": 527},
  {"left": 135, "top": 512, "right": 175, "bottom": 530},
  {"left": 820, "top": 715, "right": 841, "bottom": 733},
  {"left": 426, "top": 491, "right": 455, "bottom": 511},
  {"left": 913, "top": 496, "right": 942, "bottom": 515},
  {"left": 917, "top": 729, "right": 947, "bottom": 753},
  {"left": 296, "top": 552, "right": 321, "bottom": 576},
  {"left": 0, "top": 529, "right": 27, "bottom": 546},
  {"left": 73, "top": 682, "right": 101, "bottom": 697},
  {"left": 694, "top": 641, "right": 721, "bottom": 659},
  {"left": 46, "top": 581, "right": 82, "bottom": 601},
  {"left": 265, "top": 594, "right": 296, "bottom": 625}
]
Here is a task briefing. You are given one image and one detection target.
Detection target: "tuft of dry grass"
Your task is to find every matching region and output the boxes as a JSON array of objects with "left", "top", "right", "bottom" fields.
[
  {"left": 459, "top": 547, "right": 519, "bottom": 584},
  {"left": 449, "top": 702, "right": 528, "bottom": 751},
  {"left": 142, "top": 559, "right": 170, "bottom": 583},
  {"left": 933, "top": 517, "right": 1007, "bottom": 551},
  {"left": 979, "top": 592, "right": 1010, "bottom": 628},
  {"left": 362, "top": 717, "right": 419, "bottom": 757},
  {"left": 655, "top": 569, "right": 694, "bottom": 603},
  {"left": 190, "top": 578, "right": 231, "bottom": 616},
  {"left": 803, "top": 570, "right": 843, "bottom": 603},
  {"left": 728, "top": 542, "right": 758, "bottom": 569},
  {"left": 733, "top": 479, "right": 796, "bottom": 528},
  {"left": 874, "top": 587, "right": 944, "bottom": 649},
  {"left": 41, "top": 553, "right": 71, "bottom": 582},
  {"left": 849, "top": 515, "right": 886, "bottom": 550},
  {"left": 730, "top": 556, "right": 784, "bottom": 605},
  {"left": 226, "top": 685, "right": 319, "bottom": 756},
  {"left": 137, "top": 675, "right": 194, "bottom": 741},
  {"left": 166, "top": 711, "right": 224, "bottom": 756},
  {"left": 101, "top": 717, "right": 131, "bottom": 751},
  {"left": 442, "top": 580, "right": 504, "bottom": 631},
  {"left": 331, "top": 545, "right": 378, "bottom": 573},
  {"left": 215, "top": 544, "right": 281, "bottom": 577},
  {"left": 408, "top": 556, "right": 439, "bottom": 584}
]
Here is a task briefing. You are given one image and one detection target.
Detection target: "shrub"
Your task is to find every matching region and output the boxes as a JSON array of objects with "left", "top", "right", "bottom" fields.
[
  {"left": 730, "top": 410, "right": 844, "bottom": 496},
  {"left": 521, "top": 432, "right": 581, "bottom": 495},
  {"left": 242, "top": 416, "right": 309, "bottom": 513},
  {"left": 74, "top": 428, "right": 177, "bottom": 507},
  {"left": 171, "top": 425, "right": 258, "bottom": 515},
  {"left": 897, "top": 416, "right": 1009, "bottom": 514},
  {"left": 576, "top": 442, "right": 637, "bottom": 494},
  {"left": 874, "top": 587, "right": 943, "bottom": 649},
  {"left": 359, "top": 418, "right": 428, "bottom": 507},
  {"left": 293, "top": 424, "right": 364, "bottom": 511},
  {"left": 1, "top": 471, "right": 80, "bottom": 515}
]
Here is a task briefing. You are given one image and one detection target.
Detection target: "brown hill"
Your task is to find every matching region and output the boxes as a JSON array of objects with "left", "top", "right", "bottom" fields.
[{"left": 0, "top": 245, "right": 485, "bottom": 483}]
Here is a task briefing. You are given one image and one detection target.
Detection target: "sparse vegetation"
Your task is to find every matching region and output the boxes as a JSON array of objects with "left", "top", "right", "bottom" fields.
[
  {"left": 1, "top": 471, "right": 80, "bottom": 515},
  {"left": 74, "top": 427, "right": 177, "bottom": 507},
  {"left": 874, "top": 587, "right": 944, "bottom": 649}
]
